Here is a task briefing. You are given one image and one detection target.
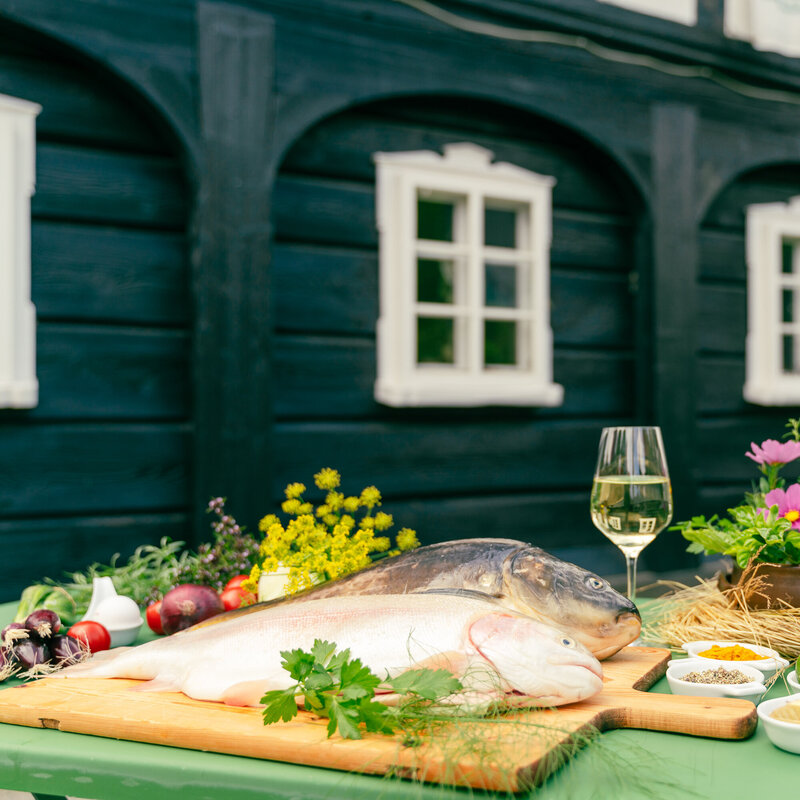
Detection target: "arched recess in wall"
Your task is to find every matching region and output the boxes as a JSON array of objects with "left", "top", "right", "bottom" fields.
[
  {"left": 269, "top": 93, "right": 650, "bottom": 574},
  {"left": 693, "top": 161, "right": 800, "bottom": 528},
  {"left": 0, "top": 17, "right": 193, "bottom": 600}
]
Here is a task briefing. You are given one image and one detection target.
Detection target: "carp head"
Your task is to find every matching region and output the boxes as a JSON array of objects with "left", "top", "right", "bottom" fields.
[
  {"left": 505, "top": 547, "right": 641, "bottom": 660},
  {"left": 469, "top": 613, "right": 604, "bottom": 706}
]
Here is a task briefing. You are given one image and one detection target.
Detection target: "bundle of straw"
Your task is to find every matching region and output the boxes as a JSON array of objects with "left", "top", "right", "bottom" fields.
[{"left": 643, "top": 572, "right": 800, "bottom": 659}]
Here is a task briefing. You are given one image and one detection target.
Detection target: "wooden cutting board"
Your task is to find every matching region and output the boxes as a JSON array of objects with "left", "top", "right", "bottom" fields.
[{"left": 0, "top": 646, "right": 757, "bottom": 793}]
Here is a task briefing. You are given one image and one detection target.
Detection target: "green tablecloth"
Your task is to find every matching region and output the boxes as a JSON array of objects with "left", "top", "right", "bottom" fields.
[{"left": 0, "top": 600, "right": 798, "bottom": 800}]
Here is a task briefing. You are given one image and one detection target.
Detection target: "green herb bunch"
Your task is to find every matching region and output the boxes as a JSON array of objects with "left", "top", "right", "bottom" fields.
[
  {"left": 261, "top": 639, "right": 463, "bottom": 740},
  {"left": 171, "top": 497, "right": 261, "bottom": 594},
  {"left": 674, "top": 418, "right": 800, "bottom": 567}
]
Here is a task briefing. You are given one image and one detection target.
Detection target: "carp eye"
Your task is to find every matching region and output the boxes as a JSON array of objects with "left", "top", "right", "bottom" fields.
[
  {"left": 586, "top": 576, "right": 605, "bottom": 590},
  {"left": 561, "top": 637, "right": 576, "bottom": 648}
]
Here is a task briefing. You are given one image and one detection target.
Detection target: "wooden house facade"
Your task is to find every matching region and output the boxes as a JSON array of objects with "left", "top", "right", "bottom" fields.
[{"left": 1, "top": 0, "right": 799, "bottom": 600}]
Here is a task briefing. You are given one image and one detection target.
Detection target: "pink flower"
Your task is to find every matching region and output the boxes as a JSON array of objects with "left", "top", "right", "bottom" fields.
[
  {"left": 745, "top": 439, "right": 800, "bottom": 466},
  {"left": 763, "top": 484, "right": 800, "bottom": 530}
]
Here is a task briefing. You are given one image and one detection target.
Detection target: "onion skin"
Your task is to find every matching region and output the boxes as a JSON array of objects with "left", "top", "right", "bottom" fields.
[
  {"left": 160, "top": 584, "right": 224, "bottom": 635},
  {"left": 13, "top": 639, "right": 50, "bottom": 670},
  {"left": 24, "top": 609, "right": 61, "bottom": 640},
  {"left": 50, "top": 634, "right": 86, "bottom": 666}
]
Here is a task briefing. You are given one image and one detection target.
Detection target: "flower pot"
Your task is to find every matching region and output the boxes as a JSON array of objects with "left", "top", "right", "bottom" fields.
[
  {"left": 257, "top": 566, "right": 323, "bottom": 602},
  {"left": 257, "top": 567, "right": 292, "bottom": 602},
  {"left": 719, "top": 563, "right": 800, "bottom": 609}
]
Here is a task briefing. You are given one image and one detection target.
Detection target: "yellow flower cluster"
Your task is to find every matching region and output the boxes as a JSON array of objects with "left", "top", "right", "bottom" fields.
[{"left": 243, "top": 469, "right": 419, "bottom": 596}]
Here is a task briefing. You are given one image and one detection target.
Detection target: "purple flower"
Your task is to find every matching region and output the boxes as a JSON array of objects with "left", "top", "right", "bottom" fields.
[
  {"left": 763, "top": 484, "right": 800, "bottom": 530},
  {"left": 745, "top": 439, "right": 800, "bottom": 466}
]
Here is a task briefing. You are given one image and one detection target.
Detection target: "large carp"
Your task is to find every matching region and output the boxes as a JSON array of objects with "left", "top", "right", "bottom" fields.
[
  {"left": 213, "top": 539, "right": 641, "bottom": 660},
  {"left": 57, "top": 593, "right": 604, "bottom": 709}
]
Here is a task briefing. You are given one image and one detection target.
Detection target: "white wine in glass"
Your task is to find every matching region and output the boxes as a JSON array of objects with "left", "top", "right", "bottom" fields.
[{"left": 590, "top": 426, "right": 673, "bottom": 600}]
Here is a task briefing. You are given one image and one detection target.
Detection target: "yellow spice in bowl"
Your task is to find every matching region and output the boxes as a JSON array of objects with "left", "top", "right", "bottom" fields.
[
  {"left": 696, "top": 644, "right": 767, "bottom": 660},
  {"left": 771, "top": 702, "right": 800, "bottom": 724}
]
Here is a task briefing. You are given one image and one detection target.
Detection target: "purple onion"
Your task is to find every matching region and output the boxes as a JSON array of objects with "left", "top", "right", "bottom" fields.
[
  {"left": 24, "top": 609, "right": 61, "bottom": 640},
  {"left": 1, "top": 622, "right": 28, "bottom": 648},
  {"left": 50, "top": 635, "right": 86, "bottom": 667},
  {"left": 13, "top": 638, "right": 50, "bottom": 670}
]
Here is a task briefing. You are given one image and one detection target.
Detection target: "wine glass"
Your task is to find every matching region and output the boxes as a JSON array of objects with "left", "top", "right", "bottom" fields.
[{"left": 590, "top": 426, "right": 673, "bottom": 601}]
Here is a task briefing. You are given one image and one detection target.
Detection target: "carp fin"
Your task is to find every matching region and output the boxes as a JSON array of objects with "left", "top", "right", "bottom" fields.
[
  {"left": 221, "top": 679, "right": 280, "bottom": 707},
  {"left": 412, "top": 588, "right": 506, "bottom": 603},
  {"left": 130, "top": 676, "right": 182, "bottom": 693}
]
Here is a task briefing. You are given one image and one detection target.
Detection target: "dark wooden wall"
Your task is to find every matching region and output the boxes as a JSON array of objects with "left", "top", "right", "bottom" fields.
[
  {"left": 0, "top": 31, "right": 191, "bottom": 600},
  {"left": 695, "top": 163, "right": 800, "bottom": 517},
  {"left": 271, "top": 96, "right": 643, "bottom": 575},
  {"left": 2, "top": 0, "right": 800, "bottom": 599}
]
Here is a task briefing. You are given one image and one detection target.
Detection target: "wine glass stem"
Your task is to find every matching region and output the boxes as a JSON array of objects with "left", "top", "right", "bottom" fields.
[{"left": 625, "top": 552, "right": 639, "bottom": 601}]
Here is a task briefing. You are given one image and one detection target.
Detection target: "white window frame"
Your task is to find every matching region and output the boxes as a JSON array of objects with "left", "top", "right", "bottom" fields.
[
  {"left": 0, "top": 92, "right": 40, "bottom": 409},
  {"left": 373, "top": 142, "right": 563, "bottom": 408},
  {"left": 596, "top": 0, "right": 697, "bottom": 26},
  {"left": 744, "top": 196, "right": 800, "bottom": 405},
  {"left": 726, "top": 0, "right": 800, "bottom": 59}
]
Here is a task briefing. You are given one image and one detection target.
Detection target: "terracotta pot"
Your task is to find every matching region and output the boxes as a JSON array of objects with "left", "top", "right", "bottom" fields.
[{"left": 719, "top": 563, "right": 800, "bottom": 609}]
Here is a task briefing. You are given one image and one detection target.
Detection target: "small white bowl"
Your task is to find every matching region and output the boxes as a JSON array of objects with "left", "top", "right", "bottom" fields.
[
  {"left": 787, "top": 671, "right": 800, "bottom": 693},
  {"left": 758, "top": 693, "right": 800, "bottom": 754},
  {"left": 682, "top": 640, "right": 790, "bottom": 679},
  {"left": 104, "top": 620, "right": 143, "bottom": 647},
  {"left": 666, "top": 659, "right": 767, "bottom": 703}
]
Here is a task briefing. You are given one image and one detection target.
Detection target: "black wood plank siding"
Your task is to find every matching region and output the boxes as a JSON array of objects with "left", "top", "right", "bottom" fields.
[
  {"left": 693, "top": 164, "right": 800, "bottom": 519},
  {"left": 0, "top": 32, "right": 191, "bottom": 601},
  {"left": 270, "top": 96, "right": 642, "bottom": 573}
]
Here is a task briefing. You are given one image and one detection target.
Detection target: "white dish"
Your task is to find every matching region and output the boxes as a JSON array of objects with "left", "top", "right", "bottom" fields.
[
  {"left": 758, "top": 693, "right": 800, "bottom": 754},
  {"left": 787, "top": 671, "right": 800, "bottom": 693},
  {"left": 666, "top": 659, "right": 767, "bottom": 703},
  {"left": 682, "top": 640, "right": 790, "bottom": 679}
]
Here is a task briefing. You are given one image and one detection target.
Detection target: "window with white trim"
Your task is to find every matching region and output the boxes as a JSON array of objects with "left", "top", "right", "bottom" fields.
[
  {"left": 373, "top": 143, "right": 563, "bottom": 407},
  {"left": 726, "top": 0, "right": 800, "bottom": 59},
  {"left": 744, "top": 196, "right": 800, "bottom": 405},
  {"left": 0, "top": 92, "right": 40, "bottom": 409}
]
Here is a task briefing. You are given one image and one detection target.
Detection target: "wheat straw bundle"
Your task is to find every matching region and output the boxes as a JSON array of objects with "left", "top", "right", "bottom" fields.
[{"left": 643, "top": 573, "right": 800, "bottom": 659}]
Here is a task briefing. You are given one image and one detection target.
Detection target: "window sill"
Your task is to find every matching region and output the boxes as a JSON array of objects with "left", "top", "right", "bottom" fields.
[{"left": 375, "top": 375, "right": 564, "bottom": 408}]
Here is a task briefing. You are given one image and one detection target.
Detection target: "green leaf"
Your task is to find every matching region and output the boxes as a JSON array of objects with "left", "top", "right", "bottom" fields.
[
  {"left": 310, "top": 639, "right": 338, "bottom": 665},
  {"left": 328, "top": 700, "right": 363, "bottom": 740},
  {"left": 388, "top": 668, "right": 463, "bottom": 701},
  {"left": 358, "top": 698, "right": 398, "bottom": 734},
  {"left": 261, "top": 687, "right": 300, "bottom": 724},
  {"left": 280, "top": 648, "right": 317, "bottom": 682}
]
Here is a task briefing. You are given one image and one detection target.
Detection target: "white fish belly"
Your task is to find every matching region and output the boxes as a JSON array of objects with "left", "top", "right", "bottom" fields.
[{"left": 59, "top": 594, "right": 492, "bottom": 703}]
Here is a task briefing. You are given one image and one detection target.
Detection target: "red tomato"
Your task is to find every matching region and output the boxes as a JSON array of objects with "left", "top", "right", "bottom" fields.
[
  {"left": 146, "top": 600, "right": 164, "bottom": 635},
  {"left": 67, "top": 620, "right": 111, "bottom": 653},
  {"left": 224, "top": 575, "right": 251, "bottom": 592},
  {"left": 220, "top": 586, "right": 256, "bottom": 611}
]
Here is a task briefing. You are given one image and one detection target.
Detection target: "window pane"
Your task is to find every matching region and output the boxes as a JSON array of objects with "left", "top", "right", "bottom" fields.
[
  {"left": 417, "top": 317, "right": 454, "bottom": 364},
  {"left": 417, "top": 199, "right": 454, "bottom": 241},
  {"left": 417, "top": 258, "right": 454, "bottom": 303},
  {"left": 484, "top": 320, "right": 516, "bottom": 366},
  {"left": 484, "top": 207, "right": 516, "bottom": 248},
  {"left": 783, "top": 239, "right": 796, "bottom": 274},
  {"left": 485, "top": 263, "right": 517, "bottom": 308},
  {"left": 784, "top": 289, "right": 794, "bottom": 323},
  {"left": 783, "top": 334, "right": 799, "bottom": 373}
]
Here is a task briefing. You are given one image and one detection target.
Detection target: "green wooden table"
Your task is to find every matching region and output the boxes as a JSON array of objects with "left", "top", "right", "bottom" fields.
[{"left": 0, "top": 600, "right": 798, "bottom": 800}]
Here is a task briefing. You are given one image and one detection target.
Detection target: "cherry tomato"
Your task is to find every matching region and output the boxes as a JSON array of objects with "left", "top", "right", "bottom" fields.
[
  {"left": 67, "top": 620, "right": 111, "bottom": 653},
  {"left": 220, "top": 586, "right": 256, "bottom": 611},
  {"left": 224, "top": 575, "right": 251, "bottom": 592},
  {"left": 146, "top": 601, "right": 164, "bottom": 635}
]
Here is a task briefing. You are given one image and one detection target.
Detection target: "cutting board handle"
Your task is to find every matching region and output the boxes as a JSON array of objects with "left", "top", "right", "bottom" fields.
[{"left": 605, "top": 689, "right": 757, "bottom": 739}]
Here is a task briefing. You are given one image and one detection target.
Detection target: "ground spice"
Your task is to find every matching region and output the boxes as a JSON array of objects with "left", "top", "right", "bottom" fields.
[
  {"left": 772, "top": 702, "right": 800, "bottom": 723},
  {"left": 696, "top": 644, "right": 767, "bottom": 660},
  {"left": 680, "top": 667, "right": 752, "bottom": 685}
]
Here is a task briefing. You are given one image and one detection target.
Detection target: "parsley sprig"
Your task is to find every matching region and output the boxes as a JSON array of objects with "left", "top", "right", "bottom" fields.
[{"left": 261, "top": 639, "right": 462, "bottom": 740}]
